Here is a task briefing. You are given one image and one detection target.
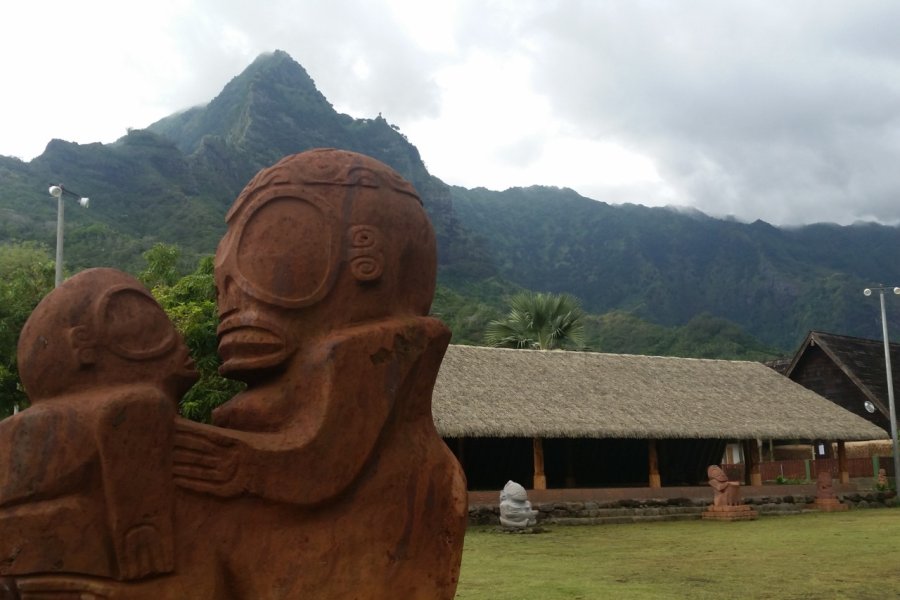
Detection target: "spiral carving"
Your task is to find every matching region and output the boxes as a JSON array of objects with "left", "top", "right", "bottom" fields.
[{"left": 348, "top": 225, "right": 384, "bottom": 281}]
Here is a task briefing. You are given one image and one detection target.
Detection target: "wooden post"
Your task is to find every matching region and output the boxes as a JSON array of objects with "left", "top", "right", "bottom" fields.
[
  {"left": 837, "top": 440, "right": 849, "bottom": 484},
  {"left": 744, "top": 439, "right": 762, "bottom": 486},
  {"left": 648, "top": 439, "right": 661, "bottom": 488},
  {"left": 532, "top": 437, "right": 546, "bottom": 490}
]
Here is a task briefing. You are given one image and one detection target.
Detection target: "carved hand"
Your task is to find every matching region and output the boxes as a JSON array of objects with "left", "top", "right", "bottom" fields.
[{"left": 172, "top": 419, "right": 246, "bottom": 497}]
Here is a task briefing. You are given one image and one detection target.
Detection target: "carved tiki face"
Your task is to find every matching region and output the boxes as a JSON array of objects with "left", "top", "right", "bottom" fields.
[
  {"left": 214, "top": 149, "right": 437, "bottom": 381},
  {"left": 17, "top": 268, "right": 198, "bottom": 402}
]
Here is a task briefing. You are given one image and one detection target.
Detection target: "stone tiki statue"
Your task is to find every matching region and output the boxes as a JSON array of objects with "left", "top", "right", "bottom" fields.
[
  {"left": 701, "top": 464, "right": 757, "bottom": 521},
  {"left": 707, "top": 465, "right": 741, "bottom": 508},
  {"left": 1, "top": 149, "right": 468, "bottom": 599},
  {"left": 1, "top": 268, "right": 198, "bottom": 590},
  {"left": 498, "top": 480, "right": 538, "bottom": 529}
]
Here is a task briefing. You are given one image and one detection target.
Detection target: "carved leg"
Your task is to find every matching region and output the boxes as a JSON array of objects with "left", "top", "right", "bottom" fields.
[
  {"left": 14, "top": 576, "right": 116, "bottom": 599},
  {"left": 726, "top": 482, "right": 741, "bottom": 506},
  {"left": 0, "top": 577, "right": 19, "bottom": 600}
]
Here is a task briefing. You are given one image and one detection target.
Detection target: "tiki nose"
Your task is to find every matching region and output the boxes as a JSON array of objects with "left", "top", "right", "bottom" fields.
[{"left": 217, "top": 275, "right": 239, "bottom": 318}]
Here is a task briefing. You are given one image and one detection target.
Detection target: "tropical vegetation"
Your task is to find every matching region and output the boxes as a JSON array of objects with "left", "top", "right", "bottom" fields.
[
  {"left": 0, "top": 242, "right": 54, "bottom": 416},
  {"left": 139, "top": 244, "right": 244, "bottom": 422},
  {"left": 485, "top": 291, "right": 585, "bottom": 350}
]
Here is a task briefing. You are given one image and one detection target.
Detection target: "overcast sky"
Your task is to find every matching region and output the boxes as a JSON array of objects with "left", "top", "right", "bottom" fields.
[{"left": 3, "top": 0, "right": 900, "bottom": 226}]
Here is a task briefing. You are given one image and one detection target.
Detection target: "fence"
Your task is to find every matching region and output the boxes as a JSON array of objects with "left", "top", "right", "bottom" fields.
[{"left": 723, "top": 456, "right": 894, "bottom": 482}]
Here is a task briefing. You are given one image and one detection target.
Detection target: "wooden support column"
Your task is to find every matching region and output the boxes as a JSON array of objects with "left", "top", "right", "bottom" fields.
[
  {"left": 838, "top": 440, "right": 849, "bottom": 484},
  {"left": 744, "top": 439, "right": 762, "bottom": 486},
  {"left": 532, "top": 437, "right": 547, "bottom": 490},
  {"left": 648, "top": 439, "right": 661, "bottom": 488}
]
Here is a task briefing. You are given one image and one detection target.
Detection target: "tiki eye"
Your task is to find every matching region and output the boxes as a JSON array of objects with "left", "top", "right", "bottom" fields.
[
  {"left": 104, "top": 289, "right": 176, "bottom": 359},
  {"left": 237, "top": 197, "right": 333, "bottom": 303}
]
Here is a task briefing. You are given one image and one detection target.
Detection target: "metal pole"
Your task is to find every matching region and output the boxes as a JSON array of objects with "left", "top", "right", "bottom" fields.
[
  {"left": 55, "top": 188, "right": 64, "bottom": 287},
  {"left": 877, "top": 289, "right": 900, "bottom": 490}
]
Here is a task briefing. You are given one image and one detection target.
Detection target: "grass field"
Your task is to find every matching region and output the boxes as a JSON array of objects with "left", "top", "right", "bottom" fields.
[{"left": 455, "top": 510, "right": 900, "bottom": 599}]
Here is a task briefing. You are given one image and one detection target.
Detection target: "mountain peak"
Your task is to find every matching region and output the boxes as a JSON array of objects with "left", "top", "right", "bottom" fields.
[
  {"left": 145, "top": 51, "right": 336, "bottom": 158},
  {"left": 248, "top": 49, "right": 295, "bottom": 69},
  {"left": 238, "top": 49, "right": 318, "bottom": 92}
]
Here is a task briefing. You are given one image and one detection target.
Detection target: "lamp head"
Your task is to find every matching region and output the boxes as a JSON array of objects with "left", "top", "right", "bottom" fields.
[
  {"left": 49, "top": 185, "right": 62, "bottom": 198},
  {"left": 864, "top": 288, "right": 872, "bottom": 297},
  {"left": 894, "top": 287, "right": 900, "bottom": 295},
  {"left": 79, "top": 197, "right": 89, "bottom": 208}
]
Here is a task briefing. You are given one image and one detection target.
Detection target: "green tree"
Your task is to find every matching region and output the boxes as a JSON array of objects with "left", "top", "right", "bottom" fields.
[
  {"left": 485, "top": 291, "right": 586, "bottom": 350},
  {"left": 0, "top": 242, "right": 55, "bottom": 417},
  {"left": 139, "top": 242, "right": 181, "bottom": 288},
  {"left": 143, "top": 247, "right": 243, "bottom": 422}
]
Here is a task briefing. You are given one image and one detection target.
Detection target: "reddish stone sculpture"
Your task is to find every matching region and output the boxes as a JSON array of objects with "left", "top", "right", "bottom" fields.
[
  {"left": 1, "top": 149, "right": 467, "bottom": 599},
  {"left": 1, "top": 268, "right": 198, "bottom": 583},
  {"left": 707, "top": 465, "right": 741, "bottom": 508},
  {"left": 702, "top": 465, "right": 757, "bottom": 521},
  {"left": 813, "top": 470, "right": 848, "bottom": 512}
]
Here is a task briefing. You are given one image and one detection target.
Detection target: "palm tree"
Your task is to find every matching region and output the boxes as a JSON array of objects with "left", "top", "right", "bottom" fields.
[{"left": 484, "top": 291, "right": 586, "bottom": 350}]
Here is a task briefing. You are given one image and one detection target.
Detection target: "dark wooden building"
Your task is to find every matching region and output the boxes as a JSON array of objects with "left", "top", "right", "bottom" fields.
[{"left": 784, "top": 331, "right": 899, "bottom": 434}]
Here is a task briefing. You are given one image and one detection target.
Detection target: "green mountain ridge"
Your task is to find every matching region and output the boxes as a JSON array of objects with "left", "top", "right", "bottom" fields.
[
  {"left": 450, "top": 186, "right": 900, "bottom": 349},
  {"left": 1, "top": 50, "right": 897, "bottom": 356}
]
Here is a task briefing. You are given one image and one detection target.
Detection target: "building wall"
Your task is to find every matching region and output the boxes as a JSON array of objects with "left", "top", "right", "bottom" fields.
[{"left": 790, "top": 347, "right": 891, "bottom": 432}]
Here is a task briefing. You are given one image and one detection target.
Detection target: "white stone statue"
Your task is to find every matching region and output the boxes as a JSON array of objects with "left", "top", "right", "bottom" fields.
[{"left": 499, "top": 480, "right": 538, "bottom": 528}]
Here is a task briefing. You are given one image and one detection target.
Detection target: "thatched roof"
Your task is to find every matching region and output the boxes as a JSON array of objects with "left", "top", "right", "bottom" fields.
[{"left": 432, "top": 345, "right": 887, "bottom": 441}]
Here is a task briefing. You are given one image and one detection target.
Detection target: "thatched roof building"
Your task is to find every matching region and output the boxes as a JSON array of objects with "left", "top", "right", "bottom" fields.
[{"left": 433, "top": 345, "right": 887, "bottom": 441}]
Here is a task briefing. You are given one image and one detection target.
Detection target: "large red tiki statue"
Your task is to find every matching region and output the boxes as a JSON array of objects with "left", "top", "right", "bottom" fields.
[{"left": 1, "top": 149, "right": 468, "bottom": 600}]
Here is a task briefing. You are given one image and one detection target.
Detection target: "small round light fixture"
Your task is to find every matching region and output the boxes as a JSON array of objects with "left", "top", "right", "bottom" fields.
[
  {"left": 864, "top": 288, "right": 872, "bottom": 297},
  {"left": 864, "top": 400, "right": 876, "bottom": 414},
  {"left": 49, "top": 185, "right": 62, "bottom": 198}
]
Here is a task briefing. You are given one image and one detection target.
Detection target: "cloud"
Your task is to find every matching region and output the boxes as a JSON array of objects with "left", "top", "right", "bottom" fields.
[
  {"left": 519, "top": 0, "right": 900, "bottom": 224},
  {"left": 170, "top": 0, "right": 448, "bottom": 121},
  {"left": 3, "top": 0, "right": 900, "bottom": 226}
]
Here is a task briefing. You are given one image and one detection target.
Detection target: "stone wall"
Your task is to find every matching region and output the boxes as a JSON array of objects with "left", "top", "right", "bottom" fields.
[{"left": 468, "top": 491, "right": 897, "bottom": 526}]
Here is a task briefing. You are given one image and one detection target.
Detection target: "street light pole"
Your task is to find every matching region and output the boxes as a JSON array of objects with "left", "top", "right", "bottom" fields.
[
  {"left": 49, "top": 185, "right": 64, "bottom": 287},
  {"left": 864, "top": 285, "right": 900, "bottom": 490},
  {"left": 47, "top": 185, "right": 89, "bottom": 287}
]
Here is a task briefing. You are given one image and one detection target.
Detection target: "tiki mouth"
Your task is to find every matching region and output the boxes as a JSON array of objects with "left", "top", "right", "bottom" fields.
[
  {"left": 179, "top": 355, "right": 199, "bottom": 382},
  {"left": 217, "top": 325, "right": 288, "bottom": 376},
  {"left": 218, "top": 327, "right": 285, "bottom": 360}
]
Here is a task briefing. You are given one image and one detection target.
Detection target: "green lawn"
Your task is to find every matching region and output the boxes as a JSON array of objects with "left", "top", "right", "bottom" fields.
[{"left": 456, "top": 510, "right": 900, "bottom": 599}]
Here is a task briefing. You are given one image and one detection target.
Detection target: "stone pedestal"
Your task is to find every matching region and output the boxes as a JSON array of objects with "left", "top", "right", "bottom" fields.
[
  {"left": 701, "top": 504, "right": 758, "bottom": 521},
  {"left": 812, "top": 470, "right": 848, "bottom": 511},
  {"left": 813, "top": 498, "right": 848, "bottom": 512}
]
